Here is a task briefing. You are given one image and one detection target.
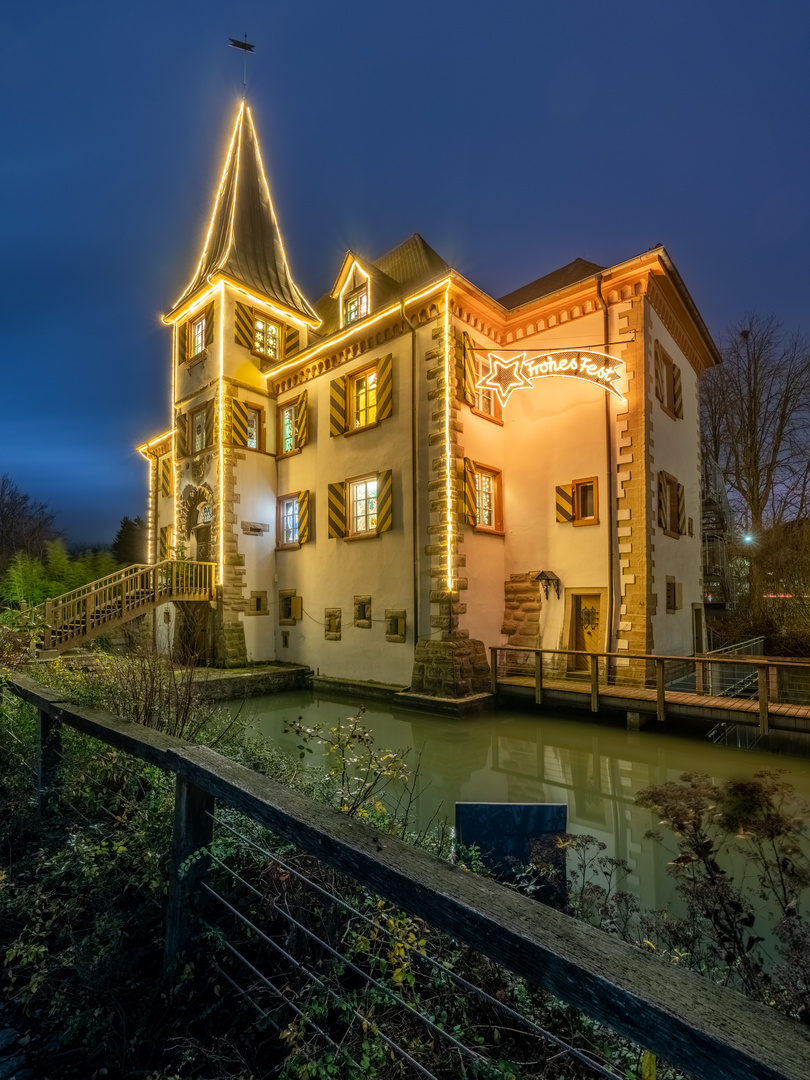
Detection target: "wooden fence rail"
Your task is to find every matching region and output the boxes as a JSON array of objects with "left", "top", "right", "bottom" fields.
[{"left": 4, "top": 671, "right": 810, "bottom": 1080}]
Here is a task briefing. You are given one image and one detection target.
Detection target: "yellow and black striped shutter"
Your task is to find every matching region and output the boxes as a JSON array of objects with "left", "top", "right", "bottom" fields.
[
  {"left": 205, "top": 400, "right": 215, "bottom": 447},
  {"left": 234, "top": 302, "right": 254, "bottom": 349},
  {"left": 329, "top": 377, "right": 346, "bottom": 437},
  {"left": 673, "top": 364, "right": 683, "bottom": 418},
  {"left": 295, "top": 390, "right": 308, "bottom": 448},
  {"left": 657, "top": 472, "right": 668, "bottom": 529},
  {"left": 555, "top": 484, "right": 573, "bottom": 523},
  {"left": 377, "top": 354, "right": 393, "bottom": 420},
  {"left": 159, "top": 526, "right": 172, "bottom": 561},
  {"left": 177, "top": 322, "right": 187, "bottom": 365},
  {"left": 232, "top": 400, "right": 249, "bottom": 447},
  {"left": 285, "top": 325, "right": 300, "bottom": 358},
  {"left": 175, "top": 411, "right": 187, "bottom": 457},
  {"left": 654, "top": 344, "right": 665, "bottom": 402},
  {"left": 463, "top": 458, "right": 477, "bottom": 525},
  {"left": 297, "top": 490, "right": 310, "bottom": 544},
  {"left": 160, "top": 457, "right": 173, "bottom": 498},
  {"left": 377, "top": 470, "right": 393, "bottom": 533},
  {"left": 327, "top": 482, "right": 346, "bottom": 538},
  {"left": 677, "top": 483, "right": 686, "bottom": 535},
  {"left": 462, "top": 333, "right": 476, "bottom": 406},
  {"left": 204, "top": 301, "right": 215, "bottom": 347}
]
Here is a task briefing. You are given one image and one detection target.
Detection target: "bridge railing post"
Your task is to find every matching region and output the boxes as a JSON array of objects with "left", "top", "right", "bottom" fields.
[
  {"left": 164, "top": 775, "right": 215, "bottom": 972},
  {"left": 37, "top": 709, "right": 62, "bottom": 818},
  {"left": 489, "top": 648, "right": 498, "bottom": 694},
  {"left": 535, "top": 650, "right": 543, "bottom": 705},
  {"left": 757, "top": 665, "right": 770, "bottom": 735},
  {"left": 655, "top": 659, "right": 666, "bottom": 723},
  {"left": 590, "top": 653, "right": 599, "bottom": 712}
]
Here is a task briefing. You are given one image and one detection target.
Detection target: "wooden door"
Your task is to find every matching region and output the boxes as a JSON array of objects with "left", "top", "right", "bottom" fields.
[
  {"left": 572, "top": 594, "right": 601, "bottom": 670},
  {"left": 193, "top": 525, "right": 211, "bottom": 561}
]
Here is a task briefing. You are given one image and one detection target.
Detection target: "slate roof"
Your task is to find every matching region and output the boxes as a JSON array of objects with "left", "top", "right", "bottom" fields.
[
  {"left": 497, "top": 257, "right": 606, "bottom": 309},
  {"left": 167, "top": 104, "right": 317, "bottom": 325}
]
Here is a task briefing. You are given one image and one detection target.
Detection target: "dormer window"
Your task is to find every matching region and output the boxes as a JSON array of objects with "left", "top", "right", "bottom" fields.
[
  {"left": 254, "top": 315, "right": 280, "bottom": 360},
  {"left": 344, "top": 286, "right": 368, "bottom": 325},
  {"left": 191, "top": 314, "right": 206, "bottom": 357}
]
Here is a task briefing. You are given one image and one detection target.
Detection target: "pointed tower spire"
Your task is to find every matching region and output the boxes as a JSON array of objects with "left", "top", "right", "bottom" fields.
[{"left": 165, "top": 103, "right": 319, "bottom": 327}]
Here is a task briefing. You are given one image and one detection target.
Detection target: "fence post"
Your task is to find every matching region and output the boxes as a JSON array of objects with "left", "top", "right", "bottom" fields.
[
  {"left": 655, "top": 659, "right": 666, "bottom": 723},
  {"left": 37, "top": 709, "right": 62, "bottom": 817},
  {"left": 43, "top": 599, "right": 52, "bottom": 652},
  {"left": 489, "top": 648, "right": 498, "bottom": 695},
  {"left": 695, "top": 657, "right": 704, "bottom": 695},
  {"left": 757, "top": 665, "right": 770, "bottom": 736},
  {"left": 535, "top": 650, "right": 543, "bottom": 705},
  {"left": 590, "top": 653, "right": 599, "bottom": 713},
  {"left": 164, "top": 775, "right": 215, "bottom": 972}
]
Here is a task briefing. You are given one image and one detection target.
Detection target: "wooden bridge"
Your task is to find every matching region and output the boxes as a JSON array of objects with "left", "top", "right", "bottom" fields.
[
  {"left": 490, "top": 645, "right": 810, "bottom": 736},
  {"left": 29, "top": 560, "right": 216, "bottom": 657}
]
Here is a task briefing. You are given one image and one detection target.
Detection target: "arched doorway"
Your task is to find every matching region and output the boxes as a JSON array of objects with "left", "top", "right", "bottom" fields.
[{"left": 188, "top": 501, "right": 213, "bottom": 561}]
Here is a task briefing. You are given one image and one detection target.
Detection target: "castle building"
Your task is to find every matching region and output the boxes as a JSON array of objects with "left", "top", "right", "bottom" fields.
[{"left": 138, "top": 101, "right": 719, "bottom": 696}]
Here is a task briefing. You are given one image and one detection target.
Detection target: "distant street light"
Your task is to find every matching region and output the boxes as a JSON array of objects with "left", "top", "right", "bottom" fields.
[{"left": 743, "top": 534, "right": 754, "bottom": 543}]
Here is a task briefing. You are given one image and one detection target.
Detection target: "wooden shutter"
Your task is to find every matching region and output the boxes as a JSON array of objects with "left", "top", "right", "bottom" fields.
[
  {"left": 232, "top": 400, "right": 249, "bottom": 447},
  {"left": 329, "top": 377, "right": 346, "bottom": 437},
  {"left": 159, "top": 526, "right": 172, "bottom": 561},
  {"left": 555, "top": 484, "right": 573, "bottom": 523},
  {"left": 673, "top": 365, "right": 683, "bottom": 418},
  {"left": 462, "top": 333, "right": 476, "bottom": 406},
  {"left": 285, "top": 325, "right": 300, "bottom": 358},
  {"left": 205, "top": 400, "right": 215, "bottom": 447},
  {"left": 677, "top": 483, "right": 686, "bottom": 535},
  {"left": 235, "top": 301, "right": 253, "bottom": 349},
  {"left": 657, "top": 472, "right": 669, "bottom": 529},
  {"left": 175, "top": 411, "right": 187, "bottom": 458},
  {"left": 203, "top": 301, "right": 215, "bottom": 347},
  {"left": 327, "top": 482, "right": 346, "bottom": 538},
  {"left": 463, "top": 458, "right": 478, "bottom": 526},
  {"left": 160, "top": 457, "right": 173, "bottom": 498},
  {"left": 377, "top": 354, "right": 393, "bottom": 421},
  {"left": 290, "top": 595, "right": 303, "bottom": 620},
  {"left": 295, "top": 390, "right": 308, "bottom": 448},
  {"left": 177, "top": 322, "right": 187, "bottom": 365},
  {"left": 654, "top": 345, "right": 665, "bottom": 403},
  {"left": 298, "top": 490, "right": 310, "bottom": 544},
  {"left": 377, "top": 470, "right": 393, "bottom": 533}
]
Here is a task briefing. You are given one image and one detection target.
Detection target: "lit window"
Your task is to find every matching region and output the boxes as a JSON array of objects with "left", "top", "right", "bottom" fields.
[
  {"left": 351, "top": 370, "right": 377, "bottom": 429},
  {"left": 281, "top": 404, "right": 296, "bottom": 454},
  {"left": 246, "top": 408, "right": 260, "bottom": 450},
  {"left": 573, "top": 477, "right": 598, "bottom": 526},
  {"left": 279, "top": 495, "right": 299, "bottom": 546},
  {"left": 254, "top": 316, "right": 280, "bottom": 360},
  {"left": 200, "top": 504, "right": 212, "bottom": 524},
  {"left": 191, "top": 314, "right": 206, "bottom": 357},
  {"left": 474, "top": 355, "right": 495, "bottom": 416},
  {"left": 344, "top": 287, "right": 368, "bottom": 325},
  {"left": 351, "top": 476, "right": 378, "bottom": 534},
  {"left": 473, "top": 466, "right": 502, "bottom": 531},
  {"left": 191, "top": 407, "right": 207, "bottom": 453}
]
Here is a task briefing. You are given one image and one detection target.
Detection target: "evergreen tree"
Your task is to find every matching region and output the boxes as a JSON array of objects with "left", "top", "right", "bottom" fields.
[{"left": 110, "top": 517, "right": 148, "bottom": 565}]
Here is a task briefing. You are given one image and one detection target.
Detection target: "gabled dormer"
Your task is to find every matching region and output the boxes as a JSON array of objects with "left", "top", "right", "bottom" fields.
[
  {"left": 330, "top": 252, "right": 401, "bottom": 329},
  {"left": 162, "top": 101, "right": 319, "bottom": 365}
]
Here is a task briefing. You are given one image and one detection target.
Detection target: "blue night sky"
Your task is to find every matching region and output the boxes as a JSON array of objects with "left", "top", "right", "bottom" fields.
[{"left": 2, "top": 1, "right": 809, "bottom": 546}]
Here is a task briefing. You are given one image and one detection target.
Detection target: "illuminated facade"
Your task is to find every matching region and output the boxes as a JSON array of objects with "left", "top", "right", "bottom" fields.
[{"left": 138, "top": 103, "right": 719, "bottom": 693}]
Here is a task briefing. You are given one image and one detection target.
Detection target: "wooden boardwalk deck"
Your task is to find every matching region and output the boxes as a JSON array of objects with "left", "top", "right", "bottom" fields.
[{"left": 492, "top": 646, "right": 810, "bottom": 735}]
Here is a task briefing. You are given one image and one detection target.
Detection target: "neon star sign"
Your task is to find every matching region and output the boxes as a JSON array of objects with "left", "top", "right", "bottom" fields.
[{"left": 477, "top": 349, "right": 626, "bottom": 405}]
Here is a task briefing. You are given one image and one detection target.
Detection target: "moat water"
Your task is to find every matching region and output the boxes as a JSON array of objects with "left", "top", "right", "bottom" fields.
[{"left": 230, "top": 690, "right": 810, "bottom": 914}]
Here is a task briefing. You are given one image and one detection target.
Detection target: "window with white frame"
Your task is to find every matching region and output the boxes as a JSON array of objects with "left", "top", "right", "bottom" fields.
[
  {"left": 350, "top": 369, "right": 377, "bottom": 429},
  {"left": 191, "top": 314, "right": 206, "bottom": 357},
  {"left": 280, "top": 403, "right": 296, "bottom": 454},
  {"left": 474, "top": 355, "right": 495, "bottom": 416},
  {"left": 473, "top": 466, "right": 501, "bottom": 531},
  {"left": 350, "top": 476, "right": 378, "bottom": 534},
  {"left": 246, "top": 407, "right": 260, "bottom": 450},
  {"left": 278, "top": 495, "right": 299, "bottom": 546},
  {"left": 344, "top": 286, "right": 368, "bottom": 325}
]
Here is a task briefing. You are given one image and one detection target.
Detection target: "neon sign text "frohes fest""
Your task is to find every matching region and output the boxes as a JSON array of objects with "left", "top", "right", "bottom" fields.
[{"left": 477, "top": 349, "right": 626, "bottom": 406}]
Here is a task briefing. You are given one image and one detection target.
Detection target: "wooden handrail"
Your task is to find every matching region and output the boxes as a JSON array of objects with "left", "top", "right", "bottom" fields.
[
  {"left": 492, "top": 645, "right": 810, "bottom": 670},
  {"left": 6, "top": 669, "right": 810, "bottom": 1080}
]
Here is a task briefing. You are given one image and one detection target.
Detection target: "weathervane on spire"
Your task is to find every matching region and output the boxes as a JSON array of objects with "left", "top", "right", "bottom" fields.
[{"left": 228, "top": 35, "right": 255, "bottom": 98}]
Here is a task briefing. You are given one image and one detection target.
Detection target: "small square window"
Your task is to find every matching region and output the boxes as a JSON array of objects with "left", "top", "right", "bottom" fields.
[
  {"left": 279, "top": 590, "right": 302, "bottom": 625},
  {"left": 324, "top": 607, "right": 341, "bottom": 641},
  {"left": 191, "top": 314, "right": 206, "bottom": 357},
  {"left": 247, "top": 591, "right": 268, "bottom": 616},
  {"left": 471, "top": 463, "right": 503, "bottom": 532},
  {"left": 254, "top": 316, "right": 280, "bottom": 360},
  {"left": 572, "top": 477, "right": 598, "bottom": 527},
  {"left": 344, "top": 286, "right": 368, "bottom": 325},
  {"left": 354, "top": 595, "right": 372, "bottom": 628},
  {"left": 277, "top": 494, "right": 299, "bottom": 547},
  {"left": 350, "top": 476, "right": 378, "bottom": 535}
]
